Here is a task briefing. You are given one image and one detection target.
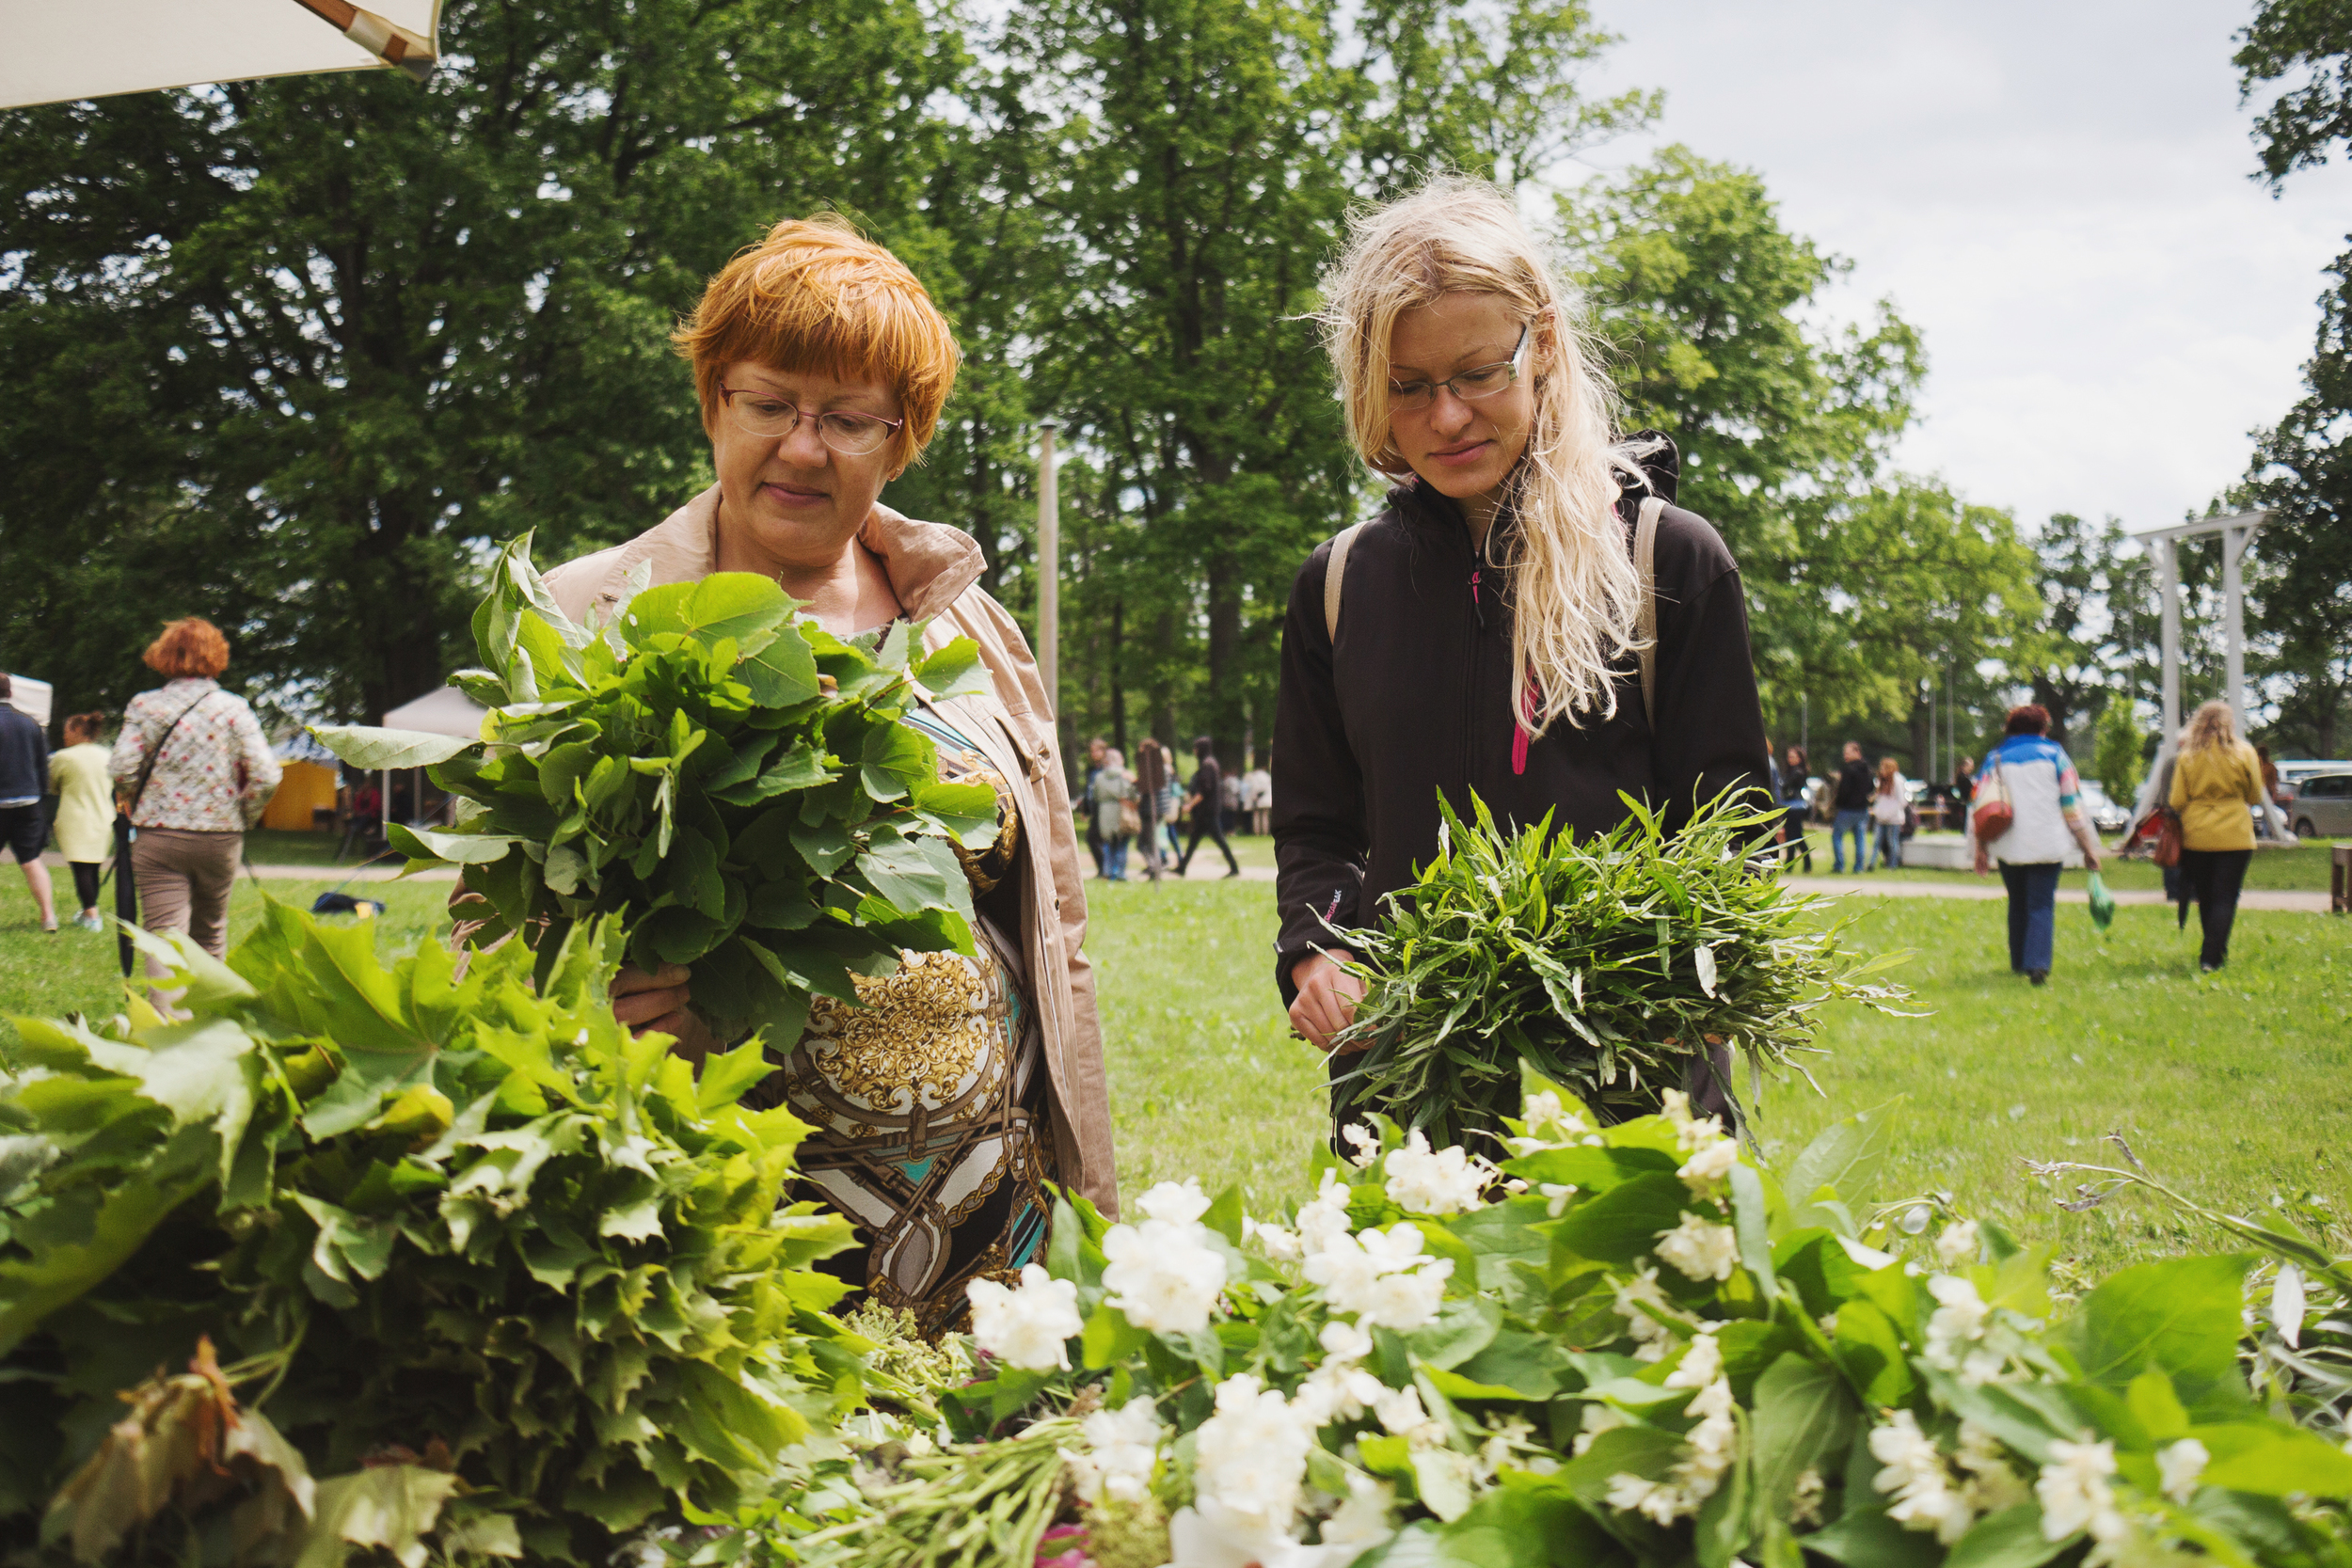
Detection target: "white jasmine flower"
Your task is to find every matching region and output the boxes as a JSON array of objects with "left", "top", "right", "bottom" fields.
[
  {"left": 1935, "top": 1219, "right": 1981, "bottom": 1268},
  {"left": 1955, "top": 1421, "right": 2029, "bottom": 1514},
  {"left": 1245, "top": 1215, "right": 1302, "bottom": 1260},
  {"left": 1303, "top": 1224, "right": 1454, "bottom": 1331},
  {"left": 1870, "top": 1410, "right": 1977, "bottom": 1544},
  {"left": 1660, "top": 1089, "right": 1727, "bottom": 1152},
  {"left": 1502, "top": 1178, "right": 1530, "bottom": 1195},
  {"left": 2157, "top": 1438, "right": 2208, "bottom": 1504},
  {"left": 1605, "top": 1472, "right": 1685, "bottom": 1526},
  {"left": 1655, "top": 1212, "right": 1740, "bottom": 1282},
  {"left": 1791, "top": 1467, "right": 1825, "bottom": 1526},
  {"left": 1067, "top": 1400, "right": 1165, "bottom": 1503},
  {"left": 1192, "top": 1374, "right": 1313, "bottom": 1530},
  {"left": 1573, "top": 1402, "right": 1629, "bottom": 1456},
  {"left": 1924, "top": 1275, "right": 1993, "bottom": 1376},
  {"left": 1139, "top": 1179, "right": 1213, "bottom": 1225},
  {"left": 2036, "top": 1440, "right": 2124, "bottom": 1544},
  {"left": 1318, "top": 1318, "right": 1374, "bottom": 1364},
  {"left": 1540, "top": 1182, "right": 1577, "bottom": 1217},
  {"left": 1167, "top": 1497, "right": 1309, "bottom": 1568},
  {"left": 1371, "top": 1384, "right": 1444, "bottom": 1445},
  {"left": 1663, "top": 1331, "right": 1723, "bottom": 1389},
  {"left": 1476, "top": 1417, "right": 1534, "bottom": 1480},
  {"left": 1677, "top": 1138, "right": 1739, "bottom": 1192},
  {"left": 1319, "top": 1475, "right": 1396, "bottom": 1548},
  {"left": 1102, "top": 1217, "right": 1229, "bottom": 1334},
  {"left": 964, "top": 1264, "right": 1081, "bottom": 1371},
  {"left": 1383, "top": 1130, "right": 1494, "bottom": 1216},
  {"left": 1291, "top": 1359, "right": 1387, "bottom": 1427},
  {"left": 1295, "top": 1168, "right": 1355, "bottom": 1254},
  {"left": 1340, "top": 1123, "right": 1381, "bottom": 1169},
  {"left": 1611, "top": 1267, "right": 1679, "bottom": 1360},
  {"left": 1502, "top": 1090, "right": 1593, "bottom": 1156}
]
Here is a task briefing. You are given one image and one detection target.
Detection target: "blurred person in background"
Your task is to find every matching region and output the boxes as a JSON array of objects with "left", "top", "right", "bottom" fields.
[
  {"left": 1082, "top": 736, "right": 1108, "bottom": 877},
  {"left": 1830, "top": 739, "right": 1871, "bottom": 873},
  {"left": 2170, "top": 700, "right": 2265, "bottom": 974},
  {"left": 1243, "top": 762, "right": 1273, "bottom": 836},
  {"left": 1091, "top": 747, "right": 1135, "bottom": 881},
  {"left": 1135, "top": 737, "right": 1170, "bottom": 880},
  {"left": 1867, "top": 755, "right": 1908, "bottom": 870},
  {"left": 1968, "top": 705, "right": 2101, "bottom": 986},
  {"left": 49, "top": 711, "right": 114, "bottom": 931},
  {"left": 0, "top": 673, "right": 57, "bottom": 933},
  {"left": 109, "top": 619, "right": 280, "bottom": 964},
  {"left": 1178, "top": 736, "right": 1241, "bottom": 878},
  {"left": 1775, "top": 744, "right": 1813, "bottom": 871}
]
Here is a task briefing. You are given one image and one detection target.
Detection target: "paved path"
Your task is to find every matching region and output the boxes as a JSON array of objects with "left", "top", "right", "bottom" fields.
[
  {"left": 1781, "top": 875, "right": 2333, "bottom": 914},
  {"left": 39, "top": 851, "right": 459, "bottom": 883}
]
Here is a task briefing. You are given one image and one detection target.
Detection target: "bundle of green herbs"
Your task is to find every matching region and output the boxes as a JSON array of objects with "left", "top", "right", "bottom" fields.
[
  {"left": 0, "top": 910, "right": 867, "bottom": 1564},
  {"left": 1329, "top": 791, "right": 1913, "bottom": 1146},
  {"left": 314, "top": 533, "right": 999, "bottom": 1045}
]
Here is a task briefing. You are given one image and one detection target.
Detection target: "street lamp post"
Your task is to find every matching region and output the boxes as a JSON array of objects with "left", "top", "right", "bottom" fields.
[{"left": 1036, "top": 420, "right": 1060, "bottom": 716}]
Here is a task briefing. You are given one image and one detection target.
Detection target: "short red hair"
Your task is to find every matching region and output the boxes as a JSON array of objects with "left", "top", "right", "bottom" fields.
[
  {"left": 673, "top": 215, "right": 960, "bottom": 467},
  {"left": 145, "top": 618, "right": 230, "bottom": 679}
]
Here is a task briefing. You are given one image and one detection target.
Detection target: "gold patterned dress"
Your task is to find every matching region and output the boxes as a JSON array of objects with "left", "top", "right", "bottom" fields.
[{"left": 780, "top": 704, "right": 1058, "bottom": 1336}]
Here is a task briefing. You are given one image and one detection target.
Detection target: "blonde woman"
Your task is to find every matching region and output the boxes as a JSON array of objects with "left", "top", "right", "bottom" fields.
[
  {"left": 2168, "top": 699, "right": 2264, "bottom": 974},
  {"left": 1275, "top": 175, "right": 1770, "bottom": 1117}
]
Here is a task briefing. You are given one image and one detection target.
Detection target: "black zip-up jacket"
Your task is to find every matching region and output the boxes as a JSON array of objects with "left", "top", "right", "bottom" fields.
[{"left": 1271, "top": 451, "right": 1772, "bottom": 1004}]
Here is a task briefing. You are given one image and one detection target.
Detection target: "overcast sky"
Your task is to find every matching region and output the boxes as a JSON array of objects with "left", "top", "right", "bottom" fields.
[{"left": 1569, "top": 0, "right": 2352, "bottom": 539}]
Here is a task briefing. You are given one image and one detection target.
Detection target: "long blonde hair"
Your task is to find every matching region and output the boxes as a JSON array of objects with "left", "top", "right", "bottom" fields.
[
  {"left": 1315, "top": 173, "right": 1648, "bottom": 734},
  {"left": 2179, "top": 699, "right": 2239, "bottom": 755}
]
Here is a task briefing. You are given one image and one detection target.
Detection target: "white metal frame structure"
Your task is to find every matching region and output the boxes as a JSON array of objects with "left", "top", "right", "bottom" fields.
[{"left": 2120, "top": 510, "right": 2267, "bottom": 738}]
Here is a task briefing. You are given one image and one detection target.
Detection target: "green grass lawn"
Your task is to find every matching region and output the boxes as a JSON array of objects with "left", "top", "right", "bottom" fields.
[
  {"left": 1083, "top": 875, "right": 2352, "bottom": 1282},
  {"left": 1785, "top": 827, "right": 2341, "bottom": 893},
  {"left": 8, "top": 863, "right": 2346, "bottom": 1283}
]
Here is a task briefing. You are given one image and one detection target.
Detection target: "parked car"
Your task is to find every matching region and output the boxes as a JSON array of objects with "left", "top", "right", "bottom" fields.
[
  {"left": 2276, "top": 759, "right": 2352, "bottom": 800},
  {"left": 2077, "top": 781, "right": 2132, "bottom": 836},
  {"left": 2289, "top": 772, "right": 2352, "bottom": 840}
]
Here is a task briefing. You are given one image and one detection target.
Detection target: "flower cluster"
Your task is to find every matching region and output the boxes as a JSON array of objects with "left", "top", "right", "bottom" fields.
[
  {"left": 1101, "top": 1181, "right": 1231, "bottom": 1334},
  {"left": 1064, "top": 1401, "right": 1166, "bottom": 1505},
  {"left": 1922, "top": 1274, "right": 2008, "bottom": 1386},
  {"left": 1302, "top": 1223, "right": 1453, "bottom": 1332},
  {"left": 1381, "top": 1130, "right": 1496, "bottom": 1216},
  {"left": 1653, "top": 1211, "right": 1740, "bottom": 1282},
  {"left": 1868, "top": 1411, "right": 2030, "bottom": 1544},
  {"left": 966, "top": 1265, "right": 1083, "bottom": 1372},
  {"left": 1604, "top": 1332, "right": 1739, "bottom": 1525},
  {"left": 1168, "top": 1373, "right": 1395, "bottom": 1568}
]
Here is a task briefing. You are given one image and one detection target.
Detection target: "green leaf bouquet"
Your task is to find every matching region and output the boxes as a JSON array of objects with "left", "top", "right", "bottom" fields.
[
  {"left": 1331, "top": 792, "right": 1916, "bottom": 1147},
  {"left": 314, "top": 533, "right": 1000, "bottom": 1045},
  {"left": 0, "top": 911, "right": 868, "bottom": 1564}
]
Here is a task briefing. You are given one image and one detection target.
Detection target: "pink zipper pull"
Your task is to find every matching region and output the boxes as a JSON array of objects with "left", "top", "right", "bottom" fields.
[
  {"left": 1470, "top": 568, "right": 1480, "bottom": 604},
  {"left": 1512, "top": 670, "right": 1537, "bottom": 776},
  {"left": 1512, "top": 722, "right": 1528, "bottom": 775}
]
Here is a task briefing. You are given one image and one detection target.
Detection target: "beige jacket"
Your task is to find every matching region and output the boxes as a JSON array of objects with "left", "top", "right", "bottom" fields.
[{"left": 544, "top": 487, "right": 1117, "bottom": 1215}]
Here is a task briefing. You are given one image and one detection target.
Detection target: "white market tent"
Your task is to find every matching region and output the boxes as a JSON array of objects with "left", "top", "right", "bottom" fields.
[
  {"left": 382, "top": 685, "right": 487, "bottom": 739},
  {"left": 3, "top": 674, "right": 55, "bottom": 728},
  {"left": 2, "top": 0, "right": 440, "bottom": 111},
  {"left": 373, "top": 685, "right": 486, "bottom": 841}
]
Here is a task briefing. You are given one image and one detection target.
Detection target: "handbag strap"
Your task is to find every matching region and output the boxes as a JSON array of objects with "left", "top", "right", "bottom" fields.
[{"left": 124, "top": 689, "right": 222, "bottom": 821}]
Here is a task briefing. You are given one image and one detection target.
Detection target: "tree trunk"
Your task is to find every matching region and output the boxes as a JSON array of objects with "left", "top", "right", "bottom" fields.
[{"left": 1109, "top": 597, "right": 1127, "bottom": 754}]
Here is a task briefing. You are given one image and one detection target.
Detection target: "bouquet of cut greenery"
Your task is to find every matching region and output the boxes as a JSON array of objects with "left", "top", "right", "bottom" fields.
[
  {"left": 0, "top": 911, "right": 868, "bottom": 1565},
  {"left": 1329, "top": 791, "right": 1914, "bottom": 1147},
  {"left": 314, "top": 533, "right": 1000, "bottom": 1046}
]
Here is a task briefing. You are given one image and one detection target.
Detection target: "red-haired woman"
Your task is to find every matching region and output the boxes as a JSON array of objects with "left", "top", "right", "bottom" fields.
[
  {"left": 109, "top": 619, "right": 281, "bottom": 963},
  {"left": 538, "top": 215, "right": 1112, "bottom": 1329}
]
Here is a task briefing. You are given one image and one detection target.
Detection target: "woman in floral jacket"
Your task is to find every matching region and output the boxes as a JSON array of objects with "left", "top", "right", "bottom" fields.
[{"left": 109, "top": 618, "right": 280, "bottom": 965}]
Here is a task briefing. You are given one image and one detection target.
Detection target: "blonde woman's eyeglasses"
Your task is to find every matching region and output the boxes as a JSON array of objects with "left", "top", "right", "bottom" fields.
[
  {"left": 1387, "top": 324, "right": 1530, "bottom": 414},
  {"left": 719, "top": 386, "right": 905, "bottom": 456}
]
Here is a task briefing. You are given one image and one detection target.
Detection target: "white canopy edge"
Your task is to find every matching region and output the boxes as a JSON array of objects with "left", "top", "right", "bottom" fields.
[
  {"left": 381, "top": 685, "right": 487, "bottom": 740},
  {"left": 3, "top": 0, "right": 440, "bottom": 111}
]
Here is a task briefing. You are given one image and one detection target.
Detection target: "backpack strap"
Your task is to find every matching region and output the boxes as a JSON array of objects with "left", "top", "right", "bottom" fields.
[
  {"left": 1634, "top": 496, "right": 1663, "bottom": 721},
  {"left": 1323, "top": 522, "right": 1364, "bottom": 642}
]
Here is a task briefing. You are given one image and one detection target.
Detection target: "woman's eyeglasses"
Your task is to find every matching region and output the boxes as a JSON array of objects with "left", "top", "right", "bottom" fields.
[
  {"left": 719, "top": 386, "right": 905, "bottom": 456},
  {"left": 1387, "top": 324, "right": 1530, "bottom": 414}
]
